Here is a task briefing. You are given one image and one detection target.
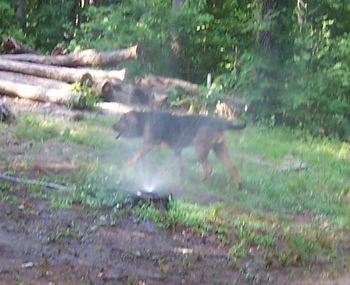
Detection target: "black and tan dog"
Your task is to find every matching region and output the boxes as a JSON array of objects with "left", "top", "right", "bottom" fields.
[{"left": 113, "top": 110, "right": 245, "bottom": 187}]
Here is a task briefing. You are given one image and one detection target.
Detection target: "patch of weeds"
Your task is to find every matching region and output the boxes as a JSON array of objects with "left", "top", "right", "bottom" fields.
[
  {"left": 15, "top": 115, "right": 60, "bottom": 142},
  {"left": 228, "top": 240, "right": 247, "bottom": 260},
  {"left": 0, "top": 181, "right": 12, "bottom": 192},
  {"left": 5, "top": 195, "right": 18, "bottom": 205},
  {"left": 51, "top": 167, "right": 124, "bottom": 210},
  {"left": 15, "top": 113, "right": 116, "bottom": 149},
  {"left": 134, "top": 200, "right": 224, "bottom": 236},
  {"left": 50, "top": 192, "right": 73, "bottom": 209},
  {"left": 47, "top": 227, "right": 80, "bottom": 243},
  {"left": 274, "top": 224, "right": 337, "bottom": 266},
  {"left": 126, "top": 276, "right": 138, "bottom": 285},
  {"left": 68, "top": 81, "right": 100, "bottom": 110},
  {"left": 216, "top": 226, "right": 230, "bottom": 245},
  {"left": 233, "top": 219, "right": 275, "bottom": 248},
  {"left": 58, "top": 122, "right": 116, "bottom": 149},
  {"left": 27, "top": 184, "right": 49, "bottom": 199},
  {"left": 109, "top": 207, "right": 130, "bottom": 225}
]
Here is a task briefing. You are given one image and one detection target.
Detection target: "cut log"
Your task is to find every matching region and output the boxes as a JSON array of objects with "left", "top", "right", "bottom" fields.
[
  {"left": 136, "top": 75, "right": 199, "bottom": 95},
  {"left": 0, "top": 79, "right": 80, "bottom": 104},
  {"left": 100, "top": 81, "right": 152, "bottom": 106},
  {"left": 0, "top": 45, "right": 140, "bottom": 67},
  {"left": 0, "top": 59, "right": 126, "bottom": 83},
  {"left": 0, "top": 70, "right": 71, "bottom": 90},
  {"left": 1, "top": 37, "right": 36, "bottom": 54}
]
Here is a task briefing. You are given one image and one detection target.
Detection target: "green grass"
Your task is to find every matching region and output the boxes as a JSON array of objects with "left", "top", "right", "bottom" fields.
[
  {"left": 15, "top": 114, "right": 117, "bottom": 148},
  {"left": 6, "top": 112, "right": 350, "bottom": 267},
  {"left": 227, "top": 127, "right": 350, "bottom": 224}
]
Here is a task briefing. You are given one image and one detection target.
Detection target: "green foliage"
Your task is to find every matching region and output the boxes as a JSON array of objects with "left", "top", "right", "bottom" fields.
[
  {"left": 15, "top": 116, "right": 61, "bottom": 142},
  {"left": 51, "top": 166, "right": 123, "bottom": 209},
  {"left": 281, "top": 25, "right": 350, "bottom": 138},
  {"left": 71, "top": 0, "right": 254, "bottom": 81},
  {"left": 14, "top": 113, "right": 116, "bottom": 148},
  {"left": 0, "top": 1, "right": 27, "bottom": 45},
  {"left": 25, "top": 1, "right": 78, "bottom": 51},
  {"left": 133, "top": 200, "right": 216, "bottom": 234},
  {"left": 0, "top": 1, "right": 15, "bottom": 37},
  {"left": 69, "top": 81, "right": 100, "bottom": 110},
  {"left": 232, "top": 0, "right": 350, "bottom": 139}
]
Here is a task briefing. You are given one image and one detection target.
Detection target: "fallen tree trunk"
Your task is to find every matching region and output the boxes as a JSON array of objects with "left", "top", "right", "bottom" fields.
[
  {"left": 0, "top": 79, "right": 80, "bottom": 104},
  {"left": 136, "top": 75, "right": 199, "bottom": 95},
  {"left": 1, "top": 37, "right": 37, "bottom": 54},
  {"left": 0, "top": 59, "right": 126, "bottom": 83},
  {"left": 0, "top": 45, "right": 140, "bottom": 67},
  {"left": 0, "top": 70, "right": 116, "bottom": 100},
  {"left": 0, "top": 70, "right": 71, "bottom": 90}
]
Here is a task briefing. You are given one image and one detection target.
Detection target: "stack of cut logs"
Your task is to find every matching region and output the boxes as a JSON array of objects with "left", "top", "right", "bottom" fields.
[{"left": 0, "top": 37, "right": 199, "bottom": 108}]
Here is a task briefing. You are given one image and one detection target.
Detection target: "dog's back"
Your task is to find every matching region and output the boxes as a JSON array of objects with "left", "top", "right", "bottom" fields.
[{"left": 133, "top": 111, "right": 244, "bottom": 150}]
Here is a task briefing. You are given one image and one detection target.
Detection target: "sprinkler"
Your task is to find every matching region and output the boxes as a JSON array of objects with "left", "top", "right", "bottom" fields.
[{"left": 131, "top": 188, "right": 173, "bottom": 210}]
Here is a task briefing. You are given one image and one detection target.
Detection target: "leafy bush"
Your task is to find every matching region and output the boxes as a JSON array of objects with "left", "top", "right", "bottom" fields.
[{"left": 69, "top": 81, "right": 100, "bottom": 110}]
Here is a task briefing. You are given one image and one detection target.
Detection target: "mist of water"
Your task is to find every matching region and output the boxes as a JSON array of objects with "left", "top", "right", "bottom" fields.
[{"left": 118, "top": 148, "right": 180, "bottom": 195}]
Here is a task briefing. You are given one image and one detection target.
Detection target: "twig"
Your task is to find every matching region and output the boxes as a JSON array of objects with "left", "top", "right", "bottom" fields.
[{"left": 0, "top": 173, "right": 67, "bottom": 191}]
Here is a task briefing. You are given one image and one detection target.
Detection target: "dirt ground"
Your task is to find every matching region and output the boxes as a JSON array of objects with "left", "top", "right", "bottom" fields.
[{"left": 0, "top": 97, "right": 349, "bottom": 285}]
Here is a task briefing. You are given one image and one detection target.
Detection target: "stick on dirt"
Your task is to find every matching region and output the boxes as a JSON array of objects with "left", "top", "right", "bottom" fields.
[{"left": 0, "top": 173, "right": 68, "bottom": 191}]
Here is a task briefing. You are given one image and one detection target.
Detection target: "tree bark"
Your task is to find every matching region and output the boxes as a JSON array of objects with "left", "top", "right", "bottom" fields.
[
  {"left": 0, "top": 71, "right": 71, "bottom": 90},
  {"left": 0, "top": 59, "right": 126, "bottom": 83},
  {"left": 257, "top": 0, "right": 277, "bottom": 59},
  {"left": 0, "top": 45, "right": 140, "bottom": 67},
  {"left": 136, "top": 75, "right": 199, "bottom": 95},
  {"left": 0, "top": 79, "right": 80, "bottom": 104},
  {"left": 0, "top": 37, "right": 36, "bottom": 54},
  {"left": 16, "top": 0, "right": 25, "bottom": 29}
]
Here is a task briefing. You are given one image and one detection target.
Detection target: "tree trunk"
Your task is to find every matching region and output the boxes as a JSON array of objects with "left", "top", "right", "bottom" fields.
[
  {"left": 16, "top": 0, "right": 25, "bottom": 29},
  {"left": 136, "top": 75, "right": 199, "bottom": 95},
  {"left": 169, "top": 0, "right": 186, "bottom": 76},
  {"left": 0, "top": 79, "right": 80, "bottom": 104},
  {"left": 0, "top": 59, "right": 126, "bottom": 83},
  {"left": 0, "top": 37, "right": 36, "bottom": 54},
  {"left": 0, "top": 45, "right": 140, "bottom": 67},
  {"left": 0, "top": 71, "right": 71, "bottom": 90},
  {"left": 257, "top": 0, "right": 276, "bottom": 59}
]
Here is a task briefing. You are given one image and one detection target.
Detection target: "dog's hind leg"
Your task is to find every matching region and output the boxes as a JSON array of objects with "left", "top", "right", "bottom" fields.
[
  {"left": 213, "top": 142, "right": 240, "bottom": 187},
  {"left": 174, "top": 151, "right": 184, "bottom": 175},
  {"left": 195, "top": 145, "right": 213, "bottom": 181}
]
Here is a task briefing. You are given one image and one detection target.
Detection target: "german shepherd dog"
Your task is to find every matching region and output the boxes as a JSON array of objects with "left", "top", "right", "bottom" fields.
[{"left": 113, "top": 111, "right": 245, "bottom": 187}]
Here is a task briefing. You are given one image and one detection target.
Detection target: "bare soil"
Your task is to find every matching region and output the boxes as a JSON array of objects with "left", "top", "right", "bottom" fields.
[{"left": 1, "top": 97, "right": 349, "bottom": 285}]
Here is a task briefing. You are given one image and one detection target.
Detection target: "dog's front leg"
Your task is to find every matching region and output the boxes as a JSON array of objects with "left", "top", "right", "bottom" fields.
[
  {"left": 127, "top": 143, "right": 154, "bottom": 165},
  {"left": 174, "top": 151, "right": 184, "bottom": 175}
]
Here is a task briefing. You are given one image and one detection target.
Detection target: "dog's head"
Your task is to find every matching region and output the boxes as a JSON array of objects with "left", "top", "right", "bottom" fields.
[{"left": 113, "top": 111, "right": 141, "bottom": 139}]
